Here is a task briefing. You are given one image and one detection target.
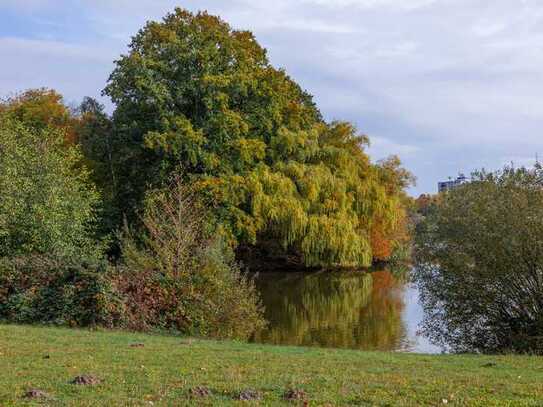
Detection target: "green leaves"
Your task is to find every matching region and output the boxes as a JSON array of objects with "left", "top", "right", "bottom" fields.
[
  {"left": 415, "top": 165, "right": 543, "bottom": 353},
  {"left": 0, "top": 256, "right": 123, "bottom": 327},
  {"left": 103, "top": 7, "right": 412, "bottom": 268},
  {"left": 116, "top": 178, "right": 265, "bottom": 339},
  {"left": 0, "top": 119, "right": 102, "bottom": 260}
]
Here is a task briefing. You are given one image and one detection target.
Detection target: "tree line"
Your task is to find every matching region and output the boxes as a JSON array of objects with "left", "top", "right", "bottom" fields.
[{"left": 0, "top": 8, "right": 413, "bottom": 338}]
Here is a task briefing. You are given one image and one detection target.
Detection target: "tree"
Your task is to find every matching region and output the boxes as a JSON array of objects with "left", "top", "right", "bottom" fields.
[
  {"left": 414, "top": 194, "right": 440, "bottom": 217},
  {"left": 75, "top": 97, "right": 119, "bottom": 236},
  {"left": 103, "top": 7, "right": 412, "bottom": 268},
  {"left": 415, "top": 165, "right": 543, "bottom": 353},
  {"left": 77, "top": 97, "right": 115, "bottom": 182},
  {"left": 0, "top": 119, "right": 101, "bottom": 260},
  {"left": 0, "top": 88, "right": 77, "bottom": 143}
]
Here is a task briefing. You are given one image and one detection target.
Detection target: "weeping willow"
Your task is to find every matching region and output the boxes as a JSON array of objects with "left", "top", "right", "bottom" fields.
[{"left": 199, "top": 122, "right": 410, "bottom": 267}]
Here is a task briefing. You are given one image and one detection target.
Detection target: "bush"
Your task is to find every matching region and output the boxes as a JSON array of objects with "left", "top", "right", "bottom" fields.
[
  {"left": 114, "top": 177, "right": 265, "bottom": 340},
  {"left": 415, "top": 165, "right": 543, "bottom": 354},
  {"left": 0, "top": 171, "right": 264, "bottom": 339},
  {"left": 0, "top": 255, "right": 125, "bottom": 327}
]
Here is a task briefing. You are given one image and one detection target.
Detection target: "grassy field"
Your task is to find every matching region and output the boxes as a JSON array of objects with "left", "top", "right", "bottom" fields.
[{"left": 1, "top": 325, "right": 543, "bottom": 406}]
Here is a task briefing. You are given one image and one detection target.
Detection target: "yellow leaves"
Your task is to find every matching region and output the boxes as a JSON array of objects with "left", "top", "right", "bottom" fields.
[
  {"left": 146, "top": 23, "right": 177, "bottom": 44},
  {"left": 243, "top": 148, "right": 409, "bottom": 267},
  {"left": 270, "top": 127, "right": 320, "bottom": 161},
  {"left": 201, "top": 74, "right": 233, "bottom": 90},
  {"left": 228, "top": 138, "right": 266, "bottom": 165},
  {"left": 145, "top": 116, "right": 204, "bottom": 152},
  {"left": 144, "top": 116, "right": 205, "bottom": 166},
  {"left": 0, "top": 88, "right": 76, "bottom": 144},
  {"left": 103, "top": 6, "right": 413, "bottom": 268},
  {"left": 273, "top": 127, "right": 297, "bottom": 156},
  {"left": 201, "top": 152, "right": 221, "bottom": 171},
  {"left": 301, "top": 215, "right": 372, "bottom": 268},
  {"left": 238, "top": 162, "right": 378, "bottom": 267}
]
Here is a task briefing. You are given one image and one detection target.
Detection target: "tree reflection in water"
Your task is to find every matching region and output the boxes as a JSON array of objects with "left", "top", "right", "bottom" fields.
[{"left": 252, "top": 269, "right": 413, "bottom": 351}]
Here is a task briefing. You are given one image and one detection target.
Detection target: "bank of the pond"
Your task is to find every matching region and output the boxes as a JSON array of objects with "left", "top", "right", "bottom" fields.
[{"left": 1, "top": 325, "right": 542, "bottom": 406}]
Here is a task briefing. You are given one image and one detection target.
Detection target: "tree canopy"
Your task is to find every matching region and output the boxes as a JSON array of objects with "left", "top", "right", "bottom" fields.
[
  {"left": 0, "top": 89, "right": 77, "bottom": 143},
  {"left": 0, "top": 118, "right": 101, "bottom": 260},
  {"left": 103, "top": 8, "right": 412, "bottom": 268},
  {"left": 415, "top": 165, "right": 543, "bottom": 354}
]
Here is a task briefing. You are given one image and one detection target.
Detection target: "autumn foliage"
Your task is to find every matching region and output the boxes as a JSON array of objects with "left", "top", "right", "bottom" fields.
[
  {"left": 0, "top": 7, "right": 414, "bottom": 338},
  {"left": 0, "top": 89, "right": 78, "bottom": 144},
  {"left": 102, "top": 8, "right": 413, "bottom": 268}
]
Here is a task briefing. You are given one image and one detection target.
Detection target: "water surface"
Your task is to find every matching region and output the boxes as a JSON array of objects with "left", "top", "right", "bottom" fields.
[{"left": 252, "top": 269, "right": 440, "bottom": 353}]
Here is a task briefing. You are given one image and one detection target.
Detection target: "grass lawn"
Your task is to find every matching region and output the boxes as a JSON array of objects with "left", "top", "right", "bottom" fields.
[{"left": 1, "top": 325, "right": 542, "bottom": 406}]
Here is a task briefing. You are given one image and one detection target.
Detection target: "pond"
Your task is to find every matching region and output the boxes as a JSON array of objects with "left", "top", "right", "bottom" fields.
[{"left": 251, "top": 269, "right": 441, "bottom": 353}]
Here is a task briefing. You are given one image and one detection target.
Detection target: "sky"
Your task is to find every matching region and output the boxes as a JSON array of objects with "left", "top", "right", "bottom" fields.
[{"left": 1, "top": 0, "right": 542, "bottom": 195}]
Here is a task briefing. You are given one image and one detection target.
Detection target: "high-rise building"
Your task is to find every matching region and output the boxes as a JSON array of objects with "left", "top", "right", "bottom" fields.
[{"left": 438, "top": 173, "right": 468, "bottom": 193}]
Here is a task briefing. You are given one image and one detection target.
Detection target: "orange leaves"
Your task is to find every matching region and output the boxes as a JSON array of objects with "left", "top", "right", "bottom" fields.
[
  {"left": 370, "top": 220, "right": 393, "bottom": 261},
  {"left": 370, "top": 210, "right": 411, "bottom": 262},
  {"left": 0, "top": 88, "right": 77, "bottom": 144}
]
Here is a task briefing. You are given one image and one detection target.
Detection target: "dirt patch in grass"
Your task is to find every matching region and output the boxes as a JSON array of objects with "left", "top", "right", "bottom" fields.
[
  {"left": 283, "top": 388, "right": 307, "bottom": 401},
  {"left": 71, "top": 375, "right": 101, "bottom": 385},
  {"left": 190, "top": 386, "right": 211, "bottom": 398},
  {"left": 24, "top": 389, "right": 51, "bottom": 400},
  {"left": 235, "top": 389, "right": 262, "bottom": 400},
  {"left": 129, "top": 343, "right": 145, "bottom": 348}
]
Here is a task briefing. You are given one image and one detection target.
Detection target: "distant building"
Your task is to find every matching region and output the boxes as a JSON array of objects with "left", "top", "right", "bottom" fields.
[{"left": 438, "top": 174, "right": 468, "bottom": 193}]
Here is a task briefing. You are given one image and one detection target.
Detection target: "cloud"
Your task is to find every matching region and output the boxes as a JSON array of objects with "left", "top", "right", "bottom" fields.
[
  {"left": 375, "top": 41, "right": 418, "bottom": 59},
  {"left": 368, "top": 136, "right": 421, "bottom": 158},
  {"left": 2, "top": 0, "right": 543, "bottom": 194},
  {"left": 0, "top": 0, "right": 54, "bottom": 12},
  {"left": 302, "top": 0, "right": 438, "bottom": 10},
  {"left": 472, "top": 21, "right": 507, "bottom": 37},
  {"left": 250, "top": 18, "right": 357, "bottom": 34},
  {"left": 0, "top": 36, "right": 115, "bottom": 105},
  {"left": 0, "top": 37, "right": 111, "bottom": 61}
]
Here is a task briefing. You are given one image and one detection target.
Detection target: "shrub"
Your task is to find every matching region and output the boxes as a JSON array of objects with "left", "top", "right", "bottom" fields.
[
  {"left": 0, "top": 255, "right": 125, "bottom": 327},
  {"left": 415, "top": 165, "right": 543, "bottom": 354},
  {"left": 114, "top": 177, "right": 265, "bottom": 340}
]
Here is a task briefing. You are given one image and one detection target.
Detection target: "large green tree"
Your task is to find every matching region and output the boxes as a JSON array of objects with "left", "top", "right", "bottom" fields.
[
  {"left": 103, "top": 8, "right": 411, "bottom": 268},
  {"left": 0, "top": 119, "right": 101, "bottom": 259}
]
